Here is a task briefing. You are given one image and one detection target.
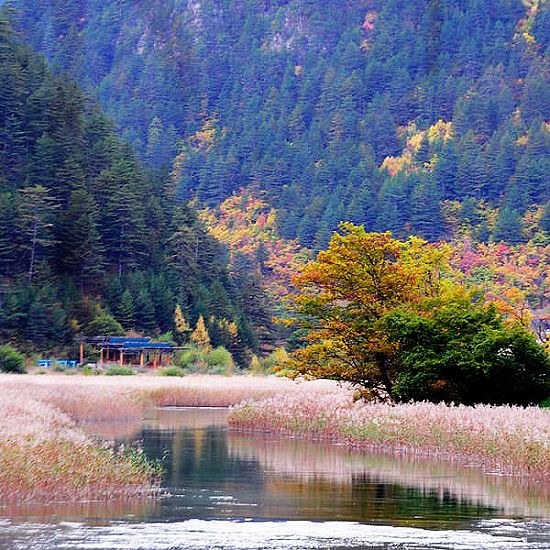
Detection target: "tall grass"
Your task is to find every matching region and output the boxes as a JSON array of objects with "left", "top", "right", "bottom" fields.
[
  {"left": 0, "top": 387, "right": 159, "bottom": 503},
  {"left": 0, "top": 373, "right": 337, "bottom": 502},
  {"left": 229, "top": 390, "right": 550, "bottom": 481}
]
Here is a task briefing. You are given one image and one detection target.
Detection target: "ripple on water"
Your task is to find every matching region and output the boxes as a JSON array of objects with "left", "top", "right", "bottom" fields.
[{"left": 1, "top": 519, "right": 549, "bottom": 550}]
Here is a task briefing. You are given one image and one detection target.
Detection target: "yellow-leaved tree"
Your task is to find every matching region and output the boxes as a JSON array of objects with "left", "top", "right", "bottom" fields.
[
  {"left": 191, "top": 315, "right": 212, "bottom": 353},
  {"left": 174, "top": 305, "right": 191, "bottom": 342},
  {"left": 286, "top": 223, "right": 454, "bottom": 400}
]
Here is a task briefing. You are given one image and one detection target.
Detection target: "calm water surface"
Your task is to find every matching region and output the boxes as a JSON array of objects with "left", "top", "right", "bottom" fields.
[{"left": 1, "top": 408, "right": 549, "bottom": 549}]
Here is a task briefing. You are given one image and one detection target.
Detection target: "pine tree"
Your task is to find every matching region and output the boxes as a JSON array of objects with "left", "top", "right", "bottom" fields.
[
  {"left": 134, "top": 288, "right": 157, "bottom": 334},
  {"left": 24, "top": 297, "right": 50, "bottom": 345},
  {"left": 410, "top": 175, "right": 444, "bottom": 240},
  {"left": 56, "top": 188, "right": 104, "bottom": 289},
  {"left": 493, "top": 206, "right": 523, "bottom": 245},
  {"left": 0, "top": 193, "right": 16, "bottom": 276},
  {"left": 115, "top": 289, "right": 135, "bottom": 331},
  {"left": 18, "top": 185, "right": 59, "bottom": 283}
]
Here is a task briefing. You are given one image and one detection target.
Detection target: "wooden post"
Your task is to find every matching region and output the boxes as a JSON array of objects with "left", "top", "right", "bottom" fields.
[
  {"left": 120, "top": 350, "right": 124, "bottom": 366},
  {"left": 140, "top": 352, "right": 144, "bottom": 368},
  {"left": 153, "top": 353, "right": 158, "bottom": 369},
  {"left": 99, "top": 348, "right": 104, "bottom": 366},
  {"left": 80, "top": 343, "right": 84, "bottom": 365}
]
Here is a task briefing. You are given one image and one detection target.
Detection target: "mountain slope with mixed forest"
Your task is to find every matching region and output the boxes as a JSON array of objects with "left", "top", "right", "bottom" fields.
[
  {"left": 14, "top": 0, "right": 550, "bottom": 249},
  {"left": 0, "top": 11, "right": 258, "bottom": 360}
]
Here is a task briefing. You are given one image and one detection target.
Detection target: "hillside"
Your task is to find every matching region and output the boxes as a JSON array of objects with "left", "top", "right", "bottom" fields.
[
  {"left": 15, "top": 0, "right": 550, "bottom": 249},
  {"left": 0, "top": 12, "right": 257, "bottom": 359}
]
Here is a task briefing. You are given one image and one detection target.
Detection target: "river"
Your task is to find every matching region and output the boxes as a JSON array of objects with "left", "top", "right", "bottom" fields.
[{"left": 1, "top": 408, "right": 549, "bottom": 549}]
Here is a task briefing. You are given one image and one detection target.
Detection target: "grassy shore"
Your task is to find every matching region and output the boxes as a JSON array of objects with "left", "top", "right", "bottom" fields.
[
  {"left": 0, "top": 374, "right": 336, "bottom": 503},
  {"left": 4, "top": 373, "right": 549, "bottom": 502},
  {"left": 229, "top": 390, "right": 550, "bottom": 481}
]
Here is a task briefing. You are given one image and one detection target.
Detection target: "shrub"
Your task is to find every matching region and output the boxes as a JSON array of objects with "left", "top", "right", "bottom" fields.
[
  {"left": 0, "top": 345, "right": 26, "bottom": 374},
  {"left": 205, "top": 346, "right": 235, "bottom": 375},
  {"left": 539, "top": 397, "right": 550, "bottom": 409},
  {"left": 158, "top": 366, "right": 185, "bottom": 377},
  {"left": 262, "top": 348, "right": 289, "bottom": 374},
  {"left": 249, "top": 355, "right": 264, "bottom": 375},
  {"left": 157, "top": 331, "right": 176, "bottom": 345},
  {"left": 80, "top": 366, "right": 95, "bottom": 376},
  {"left": 105, "top": 366, "right": 135, "bottom": 376},
  {"left": 178, "top": 347, "right": 202, "bottom": 368}
]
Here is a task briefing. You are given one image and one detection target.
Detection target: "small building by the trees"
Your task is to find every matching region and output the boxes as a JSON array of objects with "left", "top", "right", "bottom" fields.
[{"left": 81, "top": 336, "right": 184, "bottom": 368}]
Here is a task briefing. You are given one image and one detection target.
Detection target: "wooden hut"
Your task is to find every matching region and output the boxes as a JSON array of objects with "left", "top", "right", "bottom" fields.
[{"left": 81, "top": 336, "right": 183, "bottom": 368}]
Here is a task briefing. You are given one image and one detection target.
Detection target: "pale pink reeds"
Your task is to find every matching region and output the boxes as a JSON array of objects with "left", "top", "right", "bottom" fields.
[
  {"left": 0, "top": 374, "right": 339, "bottom": 419},
  {"left": 0, "top": 388, "right": 160, "bottom": 503},
  {"left": 229, "top": 390, "right": 550, "bottom": 481},
  {"left": 0, "top": 373, "right": 339, "bottom": 503}
]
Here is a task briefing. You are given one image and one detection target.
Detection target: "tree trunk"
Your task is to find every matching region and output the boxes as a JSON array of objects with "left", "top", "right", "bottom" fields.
[{"left": 28, "top": 219, "right": 38, "bottom": 283}]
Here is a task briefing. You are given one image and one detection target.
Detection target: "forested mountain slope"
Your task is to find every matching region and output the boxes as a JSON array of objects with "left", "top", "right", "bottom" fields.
[
  {"left": 0, "top": 13, "right": 258, "bottom": 358},
  {"left": 15, "top": 0, "right": 550, "bottom": 249}
]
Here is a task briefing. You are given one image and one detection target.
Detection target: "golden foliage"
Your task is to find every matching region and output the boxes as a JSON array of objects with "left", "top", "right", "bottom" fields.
[
  {"left": 287, "top": 223, "right": 456, "bottom": 399},
  {"left": 191, "top": 315, "right": 212, "bottom": 353}
]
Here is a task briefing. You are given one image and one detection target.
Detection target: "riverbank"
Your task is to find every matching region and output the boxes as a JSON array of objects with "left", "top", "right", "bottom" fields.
[
  {"left": 5, "top": 373, "right": 549, "bottom": 502},
  {"left": 0, "top": 374, "right": 339, "bottom": 502},
  {"left": 229, "top": 390, "right": 550, "bottom": 481}
]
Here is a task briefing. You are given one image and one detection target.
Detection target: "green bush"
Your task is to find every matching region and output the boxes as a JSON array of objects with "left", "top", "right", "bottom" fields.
[
  {"left": 0, "top": 344, "right": 26, "bottom": 374},
  {"left": 105, "top": 365, "right": 135, "bottom": 376},
  {"left": 80, "top": 366, "right": 95, "bottom": 375},
  {"left": 177, "top": 345, "right": 235, "bottom": 375},
  {"left": 205, "top": 346, "right": 235, "bottom": 375},
  {"left": 262, "top": 348, "right": 289, "bottom": 374},
  {"left": 178, "top": 347, "right": 202, "bottom": 368},
  {"left": 158, "top": 366, "right": 185, "bottom": 377},
  {"left": 385, "top": 303, "right": 550, "bottom": 406},
  {"left": 157, "top": 331, "right": 177, "bottom": 345},
  {"left": 539, "top": 397, "right": 550, "bottom": 409}
]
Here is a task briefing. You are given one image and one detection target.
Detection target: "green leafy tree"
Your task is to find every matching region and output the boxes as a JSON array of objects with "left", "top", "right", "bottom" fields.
[
  {"left": 384, "top": 300, "right": 550, "bottom": 406},
  {"left": 84, "top": 313, "right": 125, "bottom": 337}
]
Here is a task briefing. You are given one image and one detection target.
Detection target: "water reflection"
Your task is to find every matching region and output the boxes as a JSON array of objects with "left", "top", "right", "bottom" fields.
[
  {"left": 135, "top": 408, "right": 550, "bottom": 527},
  {"left": 227, "top": 431, "right": 550, "bottom": 520},
  {"left": 4, "top": 408, "right": 550, "bottom": 527}
]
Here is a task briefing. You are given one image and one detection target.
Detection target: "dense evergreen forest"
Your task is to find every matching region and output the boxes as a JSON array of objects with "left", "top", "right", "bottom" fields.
[
  {"left": 14, "top": 0, "right": 550, "bottom": 248},
  {"left": 0, "top": 12, "right": 262, "bottom": 360},
  {"left": 1, "top": 0, "right": 549, "bottom": 358}
]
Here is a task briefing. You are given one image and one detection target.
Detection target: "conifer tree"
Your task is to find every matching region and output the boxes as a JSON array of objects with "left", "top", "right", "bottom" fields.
[
  {"left": 116, "top": 289, "right": 135, "bottom": 331},
  {"left": 191, "top": 315, "right": 212, "bottom": 353},
  {"left": 18, "top": 185, "right": 59, "bottom": 283},
  {"left": 174, "top": 304, "right": 190, "bottom": 342},
  {"left": 56, "top": 188, "right": 104, "bottom": 289},
  {"left": 134, "top": 288, "right": 157, "bottom": 334}
]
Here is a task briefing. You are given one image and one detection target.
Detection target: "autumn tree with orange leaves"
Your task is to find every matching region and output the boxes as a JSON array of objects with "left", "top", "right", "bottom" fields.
[
  {"left": 287, "top": 223, "right": 550, "bottom": 405},
  {"left": 287, "top": 223, "right": 453, "bottom": 400}
]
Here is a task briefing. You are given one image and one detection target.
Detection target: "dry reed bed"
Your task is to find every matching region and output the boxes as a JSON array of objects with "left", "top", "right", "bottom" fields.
[
  {"left": 229, "top": 390, "right": 550, "bottom": 481},
  {"left": 0, "top": 374, "right": 337, "bottom": 503}
]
